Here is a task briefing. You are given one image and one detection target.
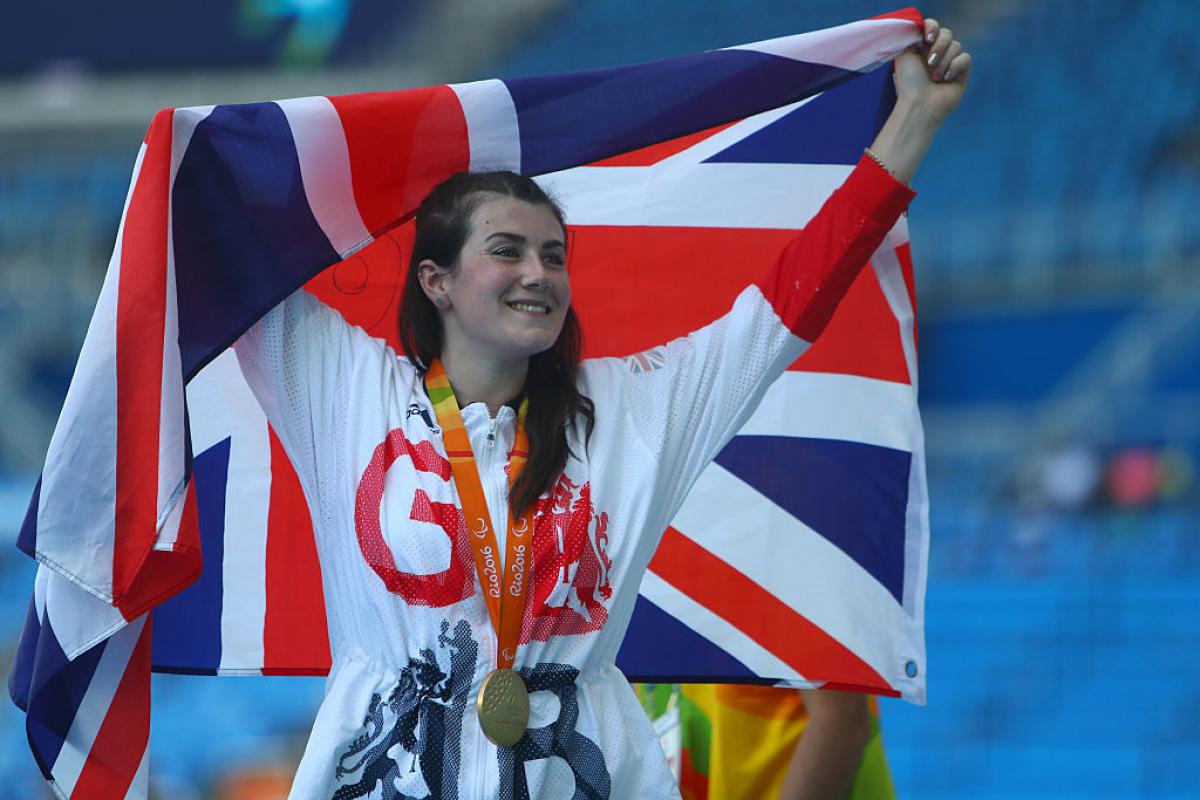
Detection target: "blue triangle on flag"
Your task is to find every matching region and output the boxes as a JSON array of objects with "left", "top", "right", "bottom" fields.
[
  {"left": 704, "top": 63, "right": 895, "bottom": 166},
  {"left": 152, "top": 437, "right": 230, "bottom": 675},
  {"left": 714, "top": 435, "right": 909, "bottom": 603},
  {"left": 506, "top": 50, "right": 854, "bottom": 176},
  {"left": 617, "top": 595, "right": 755, "bottom": 682}
]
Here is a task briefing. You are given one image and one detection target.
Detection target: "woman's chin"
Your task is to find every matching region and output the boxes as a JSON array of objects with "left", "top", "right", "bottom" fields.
[
  {"left": 503, "top": 321, "right": 566, "bottom": 358},
  {"left": 518, "top": 336, "right": 560, "bottom": 358}
]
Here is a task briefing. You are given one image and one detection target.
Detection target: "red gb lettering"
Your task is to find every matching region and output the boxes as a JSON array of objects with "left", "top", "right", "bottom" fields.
[
  {"left": 520, "top": 476, "right": 613, "bottom": 643},
  {"left": 354, "top": 428, "right": 474, "bottom": 607}
]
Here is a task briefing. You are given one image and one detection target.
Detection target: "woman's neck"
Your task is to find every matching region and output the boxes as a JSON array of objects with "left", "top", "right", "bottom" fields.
[{"left": 437, "top": 345, "right": 528, "bottom": 417}]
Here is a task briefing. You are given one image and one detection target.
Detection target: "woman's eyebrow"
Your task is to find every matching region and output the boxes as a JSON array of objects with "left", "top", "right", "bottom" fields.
[
  {"left": 485, "top": 232, "right": 566, "bottom": 249},
  {"left": 485, "top": 231, "right": 525, "bottom": 243}
]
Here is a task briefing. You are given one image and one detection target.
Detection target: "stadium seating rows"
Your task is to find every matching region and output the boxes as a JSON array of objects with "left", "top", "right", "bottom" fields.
[{"left": 885, "top": 578, "right": 1200, "bottom": 798}]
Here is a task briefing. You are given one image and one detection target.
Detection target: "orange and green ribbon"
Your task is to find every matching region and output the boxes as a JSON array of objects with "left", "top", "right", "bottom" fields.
[{"left": 426, "top": 358, "right": 534, "bottom": 669}]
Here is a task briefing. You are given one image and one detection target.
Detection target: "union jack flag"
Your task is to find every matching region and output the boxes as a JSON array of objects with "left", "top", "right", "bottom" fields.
[
  {"left": 623, "top": 348, "right": 667, "bottom": 374},
  {"left": 10, "top": 8, "right": 928, "bottom": 797}
]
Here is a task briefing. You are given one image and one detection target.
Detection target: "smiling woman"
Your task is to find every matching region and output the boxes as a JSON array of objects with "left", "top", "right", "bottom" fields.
[
  {"left": 420, "top": 199, "right": 570, "bottom": 402},
  {"left": 396, "top": 170, "right": 596, "bottom": 521}
]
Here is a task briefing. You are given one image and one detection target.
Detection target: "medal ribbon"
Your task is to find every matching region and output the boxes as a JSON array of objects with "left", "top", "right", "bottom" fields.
[{"left": 426, "top": 359, "right": 534, "bottom": 670}]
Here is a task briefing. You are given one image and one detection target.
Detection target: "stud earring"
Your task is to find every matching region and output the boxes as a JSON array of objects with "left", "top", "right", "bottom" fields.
[{"left": 435, "top": 297, "right": 447, "bottom": 308}]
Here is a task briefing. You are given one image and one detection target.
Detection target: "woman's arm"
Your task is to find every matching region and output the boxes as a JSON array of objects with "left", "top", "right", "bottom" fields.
[
  {"left": 233, "top": 290, "right": 371, "bottom": 489},
  {"left": 599, "top": 157, "right": 914, "bottom": 522},
  {"left": 604, "top": 19, "right": 969, "bottom": 522},
  {"left": 779, "top": 690, "right": 872, "bottom": 800},
  {"left": 870, "top": 18, "right": 972, "bottom": 185}
]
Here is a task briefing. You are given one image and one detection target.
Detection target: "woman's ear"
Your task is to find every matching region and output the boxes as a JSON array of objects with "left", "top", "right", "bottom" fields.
[{"left": 418, "top": 258, "right": 451, "bottom": 308}]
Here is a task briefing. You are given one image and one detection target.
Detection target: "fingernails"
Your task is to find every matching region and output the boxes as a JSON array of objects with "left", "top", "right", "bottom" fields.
[
  {"left": 932, "top": 68, "right": 943, "bottom": 81},
  {"left": 928, "top": 51, "right": 939, "bottom": 67}
]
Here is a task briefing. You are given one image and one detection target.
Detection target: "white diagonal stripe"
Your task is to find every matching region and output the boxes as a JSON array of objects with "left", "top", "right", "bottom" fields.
[
  {"left": 124, "top": 744, "right": 149, "bottom": 800},
  {"left": 156, "top": 106, "right": 215, "bottom": 550},
  {"left": 277, "top": 96, "right": 373, "bottom": 258},
  {"left": 187, "top": 350, "right": 270, "bottom": 672},
  {"left": 542, "top": 162, "right": 850, "bottom": 230},
  {"left": 37, "top": 142, "right": 147, "bottom": 602},
  {"left": 42, "top": 568, "right": 128, "bottom": 660},
  {"left": 671, "top": 462, "right": 920, "bottom": 688},
  {"left": 738, "top": 371, "right": 916, "bottom": 451},
  {"left": 50, "top": 615, "right": 147, "bottom": 796},
  {"left": 540, "top": 160, "right": 909, "bottom": 248},
  {"left": 451, "top": 79, "right": 521, "bottom": 173},
  {"left": 638, "top": 571, "right": 799, "bottom": 680},
  {"left": 726, "top": 17, "right": 921, "bottom": 72},
  {"left": 872, "top": 249, "right": 930, "bottom": 642}
]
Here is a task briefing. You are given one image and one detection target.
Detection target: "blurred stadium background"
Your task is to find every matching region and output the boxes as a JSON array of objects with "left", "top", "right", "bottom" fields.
[{"left": 1, "top": 0, "right": 1198, "bottom": 797}]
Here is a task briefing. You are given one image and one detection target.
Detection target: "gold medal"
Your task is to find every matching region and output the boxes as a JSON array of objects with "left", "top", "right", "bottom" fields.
[{"left": 476, "top": 668, "right": 530, "bottom": 747}]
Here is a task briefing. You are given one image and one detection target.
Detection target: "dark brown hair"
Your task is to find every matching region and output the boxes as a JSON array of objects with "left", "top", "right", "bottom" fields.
[{"left": 398, "top": 171, "right": 595, "bottom": 518}]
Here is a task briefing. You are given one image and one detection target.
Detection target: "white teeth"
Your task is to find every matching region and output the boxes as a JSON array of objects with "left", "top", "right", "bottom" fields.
[{"left": 509, "top": 302, "right": 549, "bottom": 314}]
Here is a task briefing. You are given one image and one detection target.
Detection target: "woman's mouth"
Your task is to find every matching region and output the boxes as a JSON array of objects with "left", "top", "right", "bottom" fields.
[{"left": 507, "top": 301, "right": 551, "bottom": 316}]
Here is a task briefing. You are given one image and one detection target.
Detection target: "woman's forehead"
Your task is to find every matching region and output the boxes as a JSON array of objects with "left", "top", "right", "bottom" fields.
[{"left": 468, "top": 194, "right": 565, "bottom": 244}]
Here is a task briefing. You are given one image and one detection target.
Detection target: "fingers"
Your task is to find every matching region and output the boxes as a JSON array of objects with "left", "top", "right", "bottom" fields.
[
  {"left": 943, "top": 52, "right": 972, "bottom": 84},
  {"left": 922, "top": 18, "right": 969, "bottom": 84},
  {"left": 926, "top": 25, "right": 954, "bottom": 71},
  {"left": 933, "top": 40, "right": 962, "bottom": 81}
]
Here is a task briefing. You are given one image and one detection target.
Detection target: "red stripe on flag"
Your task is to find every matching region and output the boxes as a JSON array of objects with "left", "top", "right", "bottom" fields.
[
  {"left": 117, "top": 480, "right": 202, "bottom": 620},
  {"left": 871, "top": 6, "right": 924, "bottom": 25},
  {"left": 174, "top": 477, "right": 202, "bottom": 557},
  {"left": 310, "top": 224, "right": 912, "bottom": 386},
  {"left": 329, "top": 87, "right": 470, "bottom": 235},
  {"left": 569, "top": 226, "right": 909, "bottom": 383},
  {"left": 305, "top": 221, "right": 415, "bottom": 353},
  {"left": 896, "top": 241, "right": 918, "bottom": 352},
  {"left": 649, "top": 527, "right": 897, "bottom": 694},
  {"left": 72, "top": 620, "right": 152, "bottom": 799},
  {"left": 113, "top": 109, "right": 173, "bottom": 607},
  {"left": 791, "top": 257, "right": 911, "bottom": 384},
  {"left": 589, "top": 121, "right": 737, "bottom": 167},
  {"left": 263, "top": 428, "right": 331, "bottom": 675}
]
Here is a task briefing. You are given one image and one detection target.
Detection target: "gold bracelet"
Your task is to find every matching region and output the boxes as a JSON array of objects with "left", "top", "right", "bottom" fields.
[
  {"left": 863, "top": 147, "right": 911, "bottom": 188},
  {"left": 863, "top": 147, "right": 892, "bottom": 174}
]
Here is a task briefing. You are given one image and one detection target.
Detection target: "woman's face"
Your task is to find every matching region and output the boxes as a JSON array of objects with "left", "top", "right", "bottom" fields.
[{"left": 435, "top": 194, "right": 570, "bottom": 365}]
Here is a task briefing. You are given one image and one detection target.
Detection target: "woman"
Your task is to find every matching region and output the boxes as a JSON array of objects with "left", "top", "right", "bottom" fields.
[{"left": 235, "top": 19, "right": 970, "bottom": 800}]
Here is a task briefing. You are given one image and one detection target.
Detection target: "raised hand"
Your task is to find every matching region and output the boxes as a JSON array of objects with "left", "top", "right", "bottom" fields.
[
  {"left": 893, "top": 18, "right": 973, "bottom": 125},
  {"left": 867, "top": 17, "right": 973, "bottom": 184}
]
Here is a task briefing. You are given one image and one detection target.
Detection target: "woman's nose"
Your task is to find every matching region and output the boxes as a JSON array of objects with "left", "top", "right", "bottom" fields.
[{"left": 520, "top": 255, "right": 551, "bottom": 289}]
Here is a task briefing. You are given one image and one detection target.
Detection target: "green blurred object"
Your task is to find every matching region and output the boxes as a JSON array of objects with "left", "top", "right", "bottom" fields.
[{"left": 237, "top": 0, "right": 350, "bottom": 66}]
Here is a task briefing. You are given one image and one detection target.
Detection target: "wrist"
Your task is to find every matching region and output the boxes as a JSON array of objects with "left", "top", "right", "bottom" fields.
[
  {"left": 867, "top": 99, "right": 941, "bottom": 185},
  {"left": 889, "top": 97, "right": 944, "bottom": 135}
]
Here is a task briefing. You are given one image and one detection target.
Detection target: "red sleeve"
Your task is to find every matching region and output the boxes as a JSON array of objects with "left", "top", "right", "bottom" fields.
[{"left": 754, "top": 154, "right": 916, "bottom": 342}]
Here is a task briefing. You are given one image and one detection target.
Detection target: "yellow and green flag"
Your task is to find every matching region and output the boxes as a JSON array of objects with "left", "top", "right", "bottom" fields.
[{"left": 638, "top": 684, "right": 895, "bottom": 800}]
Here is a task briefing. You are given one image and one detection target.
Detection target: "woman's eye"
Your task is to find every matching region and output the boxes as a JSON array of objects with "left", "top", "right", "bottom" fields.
[
  {"left": 492, "top": 246, "right": 520, "bottom": 259},
  {"left": 544, "top": 253, "right": 566, "bottom": 267}
]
